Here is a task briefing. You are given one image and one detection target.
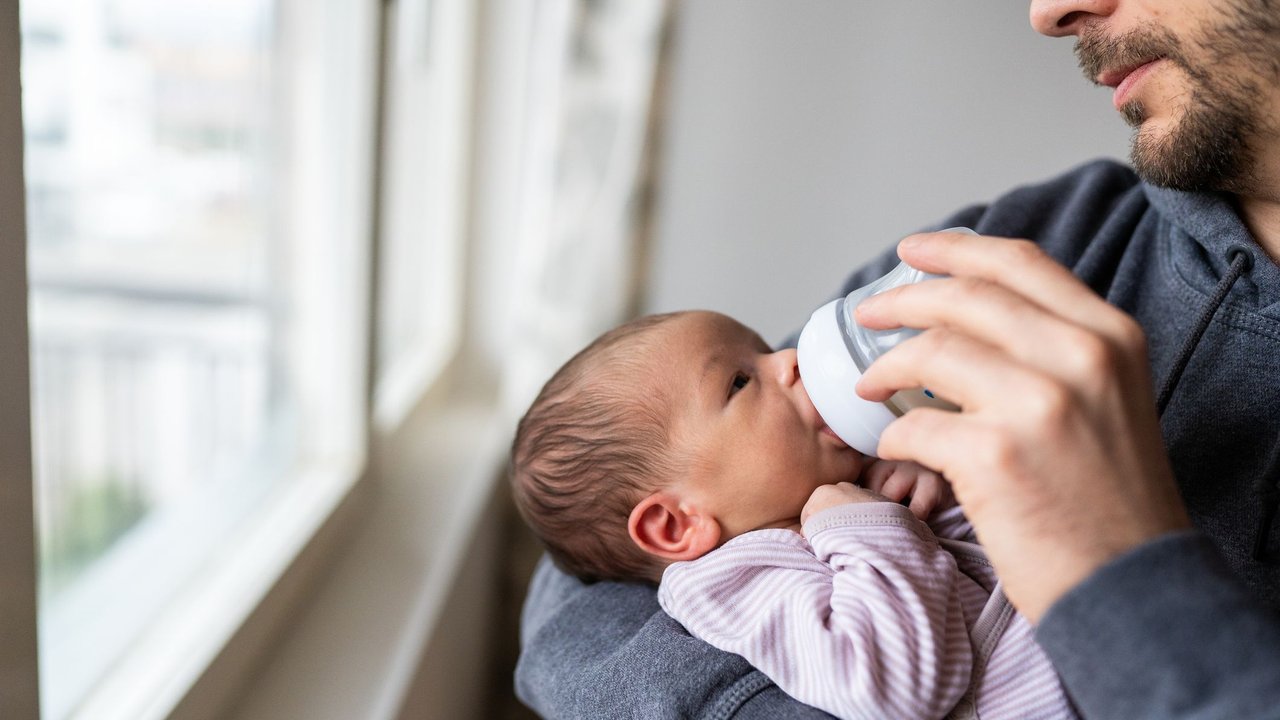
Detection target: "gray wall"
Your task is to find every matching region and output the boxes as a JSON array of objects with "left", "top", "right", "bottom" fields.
[{"left": 644, "top": 0, "right": 1132, "bottom": 344}]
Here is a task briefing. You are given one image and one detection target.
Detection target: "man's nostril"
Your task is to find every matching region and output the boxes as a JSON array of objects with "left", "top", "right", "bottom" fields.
[{"left": 1058, "top": 10, "right": 1087, "bottom": 29}]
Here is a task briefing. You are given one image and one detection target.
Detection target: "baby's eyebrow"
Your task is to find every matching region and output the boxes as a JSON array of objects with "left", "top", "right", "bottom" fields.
[
  {"left": 697, "top": 353, "right": 726, "bottom": 405},
  {"left": 698, "top": 353, "right": 721, "bottom": 382}
]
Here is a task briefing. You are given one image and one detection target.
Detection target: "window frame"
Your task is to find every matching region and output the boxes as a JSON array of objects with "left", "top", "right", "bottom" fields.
[
  {"left": 372, "top": 0, "right": 475, "bottom": 431},
  {"left": 0, "top": 2, "right": 40, "bottom": 716}
]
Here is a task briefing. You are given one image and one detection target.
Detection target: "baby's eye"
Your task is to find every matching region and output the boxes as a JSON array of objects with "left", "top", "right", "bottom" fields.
[{"left": 729, "top": 372, "right": 750, "bottom": 397}]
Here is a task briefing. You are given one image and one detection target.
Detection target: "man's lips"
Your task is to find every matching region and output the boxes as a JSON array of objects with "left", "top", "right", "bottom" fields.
[{"left": 1097, "top": 58, "right": 1163, "bottom": 109}]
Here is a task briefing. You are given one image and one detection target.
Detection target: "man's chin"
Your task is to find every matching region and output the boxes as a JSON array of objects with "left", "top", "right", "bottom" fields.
[
  {"left": 1127, "top": 88, "right": 1258, "bottom": 193},
  {"left": 1120, "top": 100, "right": 1147, "bottom": 128}
]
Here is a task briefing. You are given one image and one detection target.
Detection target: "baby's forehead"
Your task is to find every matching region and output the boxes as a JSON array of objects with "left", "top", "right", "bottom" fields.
[
  {"left": 667, "top": 311, "right": 769, "bottom": 352},
  {"left": 586, "top": 312, "right": 767, "bottom": 397},
  {"left": 620, "top": 313, "right": 766, "bottom": 392}
]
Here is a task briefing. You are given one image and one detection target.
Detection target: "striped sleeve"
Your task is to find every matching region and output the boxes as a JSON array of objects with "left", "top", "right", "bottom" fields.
[
  {"left": 658, "top": 502, "right": 973, "bottom": 720},
  {"left": 926, "top": 504, "right": 978, "bottom": 543}
]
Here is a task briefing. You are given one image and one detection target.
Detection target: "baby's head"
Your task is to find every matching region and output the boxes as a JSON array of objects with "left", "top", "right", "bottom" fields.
[
  {"left": 511, "top": 310, "right": 866, "bottom": 583},
  {"left": 510, "top": 313, "right": 682, "bottom": 583}
]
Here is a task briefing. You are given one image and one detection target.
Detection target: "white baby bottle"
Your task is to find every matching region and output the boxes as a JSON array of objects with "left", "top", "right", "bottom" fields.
[{"left": 796, "top": 229, "right": 972, "bottom": 455}]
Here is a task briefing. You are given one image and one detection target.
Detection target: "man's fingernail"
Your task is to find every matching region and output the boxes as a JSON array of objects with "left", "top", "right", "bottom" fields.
[{"left": 900, "top": 234, "right": 924, "bottom": 249}]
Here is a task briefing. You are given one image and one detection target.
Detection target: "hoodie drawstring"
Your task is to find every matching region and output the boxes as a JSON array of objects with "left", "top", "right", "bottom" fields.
[
  {"left": 1150, "top": 245, "right": 1279, "bottom": 563},
  {"left": 1155, "top": 245, "right": 1252, "bottom": 415}
]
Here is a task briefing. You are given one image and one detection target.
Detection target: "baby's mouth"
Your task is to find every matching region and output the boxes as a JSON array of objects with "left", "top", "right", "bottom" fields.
[
  {"left": 798, "top": 377, "right": 849, "bottom": 449},
  {"left": 819, "top": 423, "right": 848, "bottom": 448}
]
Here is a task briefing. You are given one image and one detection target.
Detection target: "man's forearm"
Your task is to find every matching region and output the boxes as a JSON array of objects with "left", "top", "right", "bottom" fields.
[{"left": 1036, "top": 531, "right": 1280, "bottom": 720}]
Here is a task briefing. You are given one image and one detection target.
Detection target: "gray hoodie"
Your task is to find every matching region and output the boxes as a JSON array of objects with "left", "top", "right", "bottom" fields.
[{"left": 515, "top": 159, "right": 1280, "bottom": 719}]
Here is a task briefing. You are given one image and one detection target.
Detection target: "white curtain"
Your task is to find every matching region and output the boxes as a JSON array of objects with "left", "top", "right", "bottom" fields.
[{"left": 498, "top": 0, "right": 672, "bottom": 413}]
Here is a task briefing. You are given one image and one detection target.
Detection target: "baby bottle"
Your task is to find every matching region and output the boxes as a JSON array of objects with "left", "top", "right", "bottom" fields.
[{"left": 796, "top": 229, "right": 972, "bottom": 455}]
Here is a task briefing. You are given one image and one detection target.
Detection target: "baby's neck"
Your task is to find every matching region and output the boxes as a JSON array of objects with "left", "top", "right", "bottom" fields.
[{"left": 752, "top": 518, "right": 803, "bottom": 535}]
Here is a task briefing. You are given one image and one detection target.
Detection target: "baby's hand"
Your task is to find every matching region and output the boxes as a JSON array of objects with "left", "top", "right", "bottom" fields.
[
  {"left": 800, "top": 482, "right": 885, "bottom": 528},
  {"left": 861, "top": 459, "right": 955, "bottom": 520}
]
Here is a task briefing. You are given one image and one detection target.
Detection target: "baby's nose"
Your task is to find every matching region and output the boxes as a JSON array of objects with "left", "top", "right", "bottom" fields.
[{"left": 766, "top": 348, "right": 800, "bottom": 387}]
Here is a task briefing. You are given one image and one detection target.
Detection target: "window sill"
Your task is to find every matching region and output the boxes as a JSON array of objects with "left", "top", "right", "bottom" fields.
[
  {"left": 216, "top": 390, "right": 512, "bottom": 719},
  {"left": 373, "top": 330, "right": 457, "bottom": 433},
  {"left": 66, "top": 454, "right": 366, "bottom": 720}
]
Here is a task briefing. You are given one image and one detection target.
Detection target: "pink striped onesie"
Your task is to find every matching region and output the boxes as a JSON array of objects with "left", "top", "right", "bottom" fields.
[{"left": 657, "top": 502, "right": 1077, "bottom": 720}]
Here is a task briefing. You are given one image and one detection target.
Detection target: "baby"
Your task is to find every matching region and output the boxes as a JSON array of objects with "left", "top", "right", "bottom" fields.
[{"left": 511, "top": 310, "right": 1077, "bottom": 720}]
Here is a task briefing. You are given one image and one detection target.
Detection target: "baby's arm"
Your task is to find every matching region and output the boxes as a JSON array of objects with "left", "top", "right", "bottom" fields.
[{"left": 658, "top": 499, "right": 972, "bottom": 720}]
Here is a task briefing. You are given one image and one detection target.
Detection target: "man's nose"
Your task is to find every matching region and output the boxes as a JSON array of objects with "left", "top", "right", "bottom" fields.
[
  {"left": 765, "top": 348, "right": 800, "bottom": 388},
  {"left": 1029, "top": 0, "right": 1117, "bottom": 37}
]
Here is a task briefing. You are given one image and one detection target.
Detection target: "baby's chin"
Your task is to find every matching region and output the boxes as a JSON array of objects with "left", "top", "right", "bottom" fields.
[{"left": 840, "top": 454, "right": 870, "bottom": 483}]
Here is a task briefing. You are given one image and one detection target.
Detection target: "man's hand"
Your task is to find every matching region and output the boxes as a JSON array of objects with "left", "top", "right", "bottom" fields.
[
  {"left": 861, "top": 459, "right": 956, "bottom": 520},
  {"left": 800, "top": 482, "right": 885, "bottom": 530},
  {"left": 853, "top": 231, "right": 1191, "bottom": 622}
]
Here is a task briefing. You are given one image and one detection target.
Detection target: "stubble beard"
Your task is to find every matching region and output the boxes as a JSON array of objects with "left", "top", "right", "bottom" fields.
[
  {"left": 1125, "top": 73, "right": 1256, "bottom": 195},
  {"left": 1075, "top": 2, "right": 1280, "bottom": 195}
]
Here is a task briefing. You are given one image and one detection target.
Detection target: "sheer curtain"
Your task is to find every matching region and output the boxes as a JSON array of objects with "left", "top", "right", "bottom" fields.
[{"left": 492, "top": 0, "right": 673, "bottom": 413}]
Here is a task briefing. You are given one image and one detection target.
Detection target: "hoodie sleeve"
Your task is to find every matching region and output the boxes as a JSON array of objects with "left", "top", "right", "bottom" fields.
[{"left": 1035, "top": 530, "right": 1280, "bottom": 719}]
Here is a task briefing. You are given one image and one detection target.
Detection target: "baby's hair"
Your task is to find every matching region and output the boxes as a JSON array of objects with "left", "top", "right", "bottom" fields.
[{"left": 510, "top": 312, "right": 685, "bottom": 583}]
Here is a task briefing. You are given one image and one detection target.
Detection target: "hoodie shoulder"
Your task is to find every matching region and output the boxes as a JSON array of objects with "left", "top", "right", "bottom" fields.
[{"left": 945, "top": 159, "right": 1147, "bottom": 267}]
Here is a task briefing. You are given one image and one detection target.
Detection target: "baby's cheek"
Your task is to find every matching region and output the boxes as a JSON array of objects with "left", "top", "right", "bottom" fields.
[{"left": 848, "top": 453, "right": 871, "bottom": 483}]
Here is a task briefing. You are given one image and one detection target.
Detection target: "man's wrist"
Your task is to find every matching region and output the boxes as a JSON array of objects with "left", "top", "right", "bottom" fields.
[{"left": 1015, "top": 524, "right": 1194, "bottom": 623}]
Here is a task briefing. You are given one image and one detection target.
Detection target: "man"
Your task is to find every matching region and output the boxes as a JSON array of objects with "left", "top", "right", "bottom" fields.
[{"left": 516, "top": 1, "right": 1280, "bottom": 717}]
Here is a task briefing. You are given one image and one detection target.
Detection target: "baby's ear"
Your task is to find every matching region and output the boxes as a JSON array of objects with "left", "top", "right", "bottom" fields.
[{"left": 628, "top": 491, "right": 720, "bottom": 562}]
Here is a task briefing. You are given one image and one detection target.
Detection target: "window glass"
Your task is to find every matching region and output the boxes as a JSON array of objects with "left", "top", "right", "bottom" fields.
[{"left": 20, "top": 0, "right": 312, "bottom": 715}]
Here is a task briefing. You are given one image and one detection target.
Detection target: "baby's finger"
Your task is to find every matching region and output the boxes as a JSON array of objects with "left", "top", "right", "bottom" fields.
[
  {"left": 862, "top": 461, "right": 897, "bottom": 495},
  {"left": 907, "top": 480, "right": 942, "bottom": 520},
  {"left": 877, "top": 469, "right": 917, "bottom": 504}
]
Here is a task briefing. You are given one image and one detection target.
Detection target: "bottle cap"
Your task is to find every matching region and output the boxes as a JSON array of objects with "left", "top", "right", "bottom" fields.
[
  {"left": 797, "top": 298, "right": 897, "bottom": 455},
  {"left": 797, "top": 228, "right": 972, "bottom": 455}
]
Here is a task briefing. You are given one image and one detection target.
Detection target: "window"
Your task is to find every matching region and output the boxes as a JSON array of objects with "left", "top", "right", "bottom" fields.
[
  {"left": 20, "top": 1, "right": 377, "bottom": 717},
  {"left": 2, "top": 0, "right": 669, "bottom": 715},
  {"left": 374, "top": 0, "right": 473, "bottom": 429}
]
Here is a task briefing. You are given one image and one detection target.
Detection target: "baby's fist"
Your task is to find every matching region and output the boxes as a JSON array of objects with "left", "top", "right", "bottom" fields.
[{"left": 801, "top": 482, "right": 884, "bottom": 528}]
